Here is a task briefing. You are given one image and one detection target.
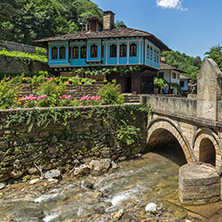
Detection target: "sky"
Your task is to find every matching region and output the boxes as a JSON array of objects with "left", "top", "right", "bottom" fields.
[{"left": 92, "top": 0, "right": 222, "bottom": 59}]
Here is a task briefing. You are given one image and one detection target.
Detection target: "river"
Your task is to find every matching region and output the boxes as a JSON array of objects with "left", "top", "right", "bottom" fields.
[{"left": 0, "top": 144, "right": 216, "bottom": 221}]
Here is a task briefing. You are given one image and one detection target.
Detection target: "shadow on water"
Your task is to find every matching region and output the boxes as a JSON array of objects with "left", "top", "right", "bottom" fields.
[{"left": 150, "top": 138, "right": 187, "bottom": 166}]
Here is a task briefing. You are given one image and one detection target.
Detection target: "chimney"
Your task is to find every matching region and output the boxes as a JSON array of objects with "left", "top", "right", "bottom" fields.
[
  {"left": 86, "top": 16, "right": 103, "bottom": 32},
  {"left": 103, "top": 11, "right": 115, "bottom": 30}
]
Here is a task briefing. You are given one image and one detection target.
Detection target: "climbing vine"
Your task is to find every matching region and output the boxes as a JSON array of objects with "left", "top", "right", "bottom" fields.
[{"left": 70, "top": 65, "right": 142, "bottom": 76}]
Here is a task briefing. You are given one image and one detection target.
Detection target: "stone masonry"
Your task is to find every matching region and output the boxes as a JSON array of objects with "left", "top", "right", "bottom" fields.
[
  {"left": 0, "top": 105, "right": 147, "bottom": 182},
  {"left": 142, "top": 59, "right": 222, "bottom": 203},
  {"left": 179, "top": 163, "right": 220, "bottom": 204},
  {"left": 0, "top": 55, "right": 49, "bottom": 74}
]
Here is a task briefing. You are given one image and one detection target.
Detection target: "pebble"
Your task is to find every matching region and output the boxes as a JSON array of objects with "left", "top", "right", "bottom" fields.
[
  {"left": 45, "top": 169, "right": 61, "bottom": 179},
  {"left": 145, "top": 203, "right": 157, "bottom": 213},
  {"left": 0, "top": 183, "right": 6, "bottom": 190},
  {"left": 92, "top": 189, "right": 103, "bottom": 198},
  {"left": 29, "top": 179, "right": 40, "bottom": 185},
  {"left": 113, "top": 209, "right": 124, "bottom": 220}
]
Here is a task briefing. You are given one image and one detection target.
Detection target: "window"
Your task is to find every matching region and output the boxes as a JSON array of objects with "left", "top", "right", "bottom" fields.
[
  {"left": 180, "top": 80, "right": 184, "bottom": 87},
  {"left": 73, "top": 46, "right": 79, "bottom": 59},
  {"left": 147, "top": 45, "right": 150, "bottom": 59},
  {"left": 90, "top": 44, "right": 97, "bottom": 58},
  {"left": 51, "top": 47, "right": 58, "bottom": 60},
  {"left": 159, "top": 72, "right": 164, "bottom": 79},
  {"left": 110, "top": 44, "right": 117, "bottom": 57},
  {"left": 157, "top": 51, "right": 159, "bottom": 63},
  {"left": 172, "top": 72, "right": 177, "bottom": 79},
  {"left": 120, "top": 44, "right": 127, "bottom": 57},
  {"left": 150, "top": 47, "right": 153, "bottom": 60},
  {"left": 59, "top": 46, "right": 66, "bottom": 59},
  {"left": 130, "top": 43, "right": 137, "bottom": 57},
  {"left": 80, "top": 46, "right": 86, "bottom": 58},
  {"left": 154, "top": 50, "right": 156, "bottom": 62}
]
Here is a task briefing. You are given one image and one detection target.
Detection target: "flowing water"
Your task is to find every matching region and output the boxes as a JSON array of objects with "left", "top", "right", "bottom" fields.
[{"left": 0, "top": 145, "right": 205, "bottom": 222}]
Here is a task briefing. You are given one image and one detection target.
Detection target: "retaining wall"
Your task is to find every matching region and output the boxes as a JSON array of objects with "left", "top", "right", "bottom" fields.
[
  {"left": 0, "top": 104, "right": 148, "bottom": 182},
  {"left": 0, "top": 55, "right": 49, "bottom": 74}
]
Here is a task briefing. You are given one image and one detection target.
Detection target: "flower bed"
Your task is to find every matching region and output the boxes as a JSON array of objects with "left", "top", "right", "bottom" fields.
[{"left": 0, "top": 75, "right": 124, "bottom": 109}]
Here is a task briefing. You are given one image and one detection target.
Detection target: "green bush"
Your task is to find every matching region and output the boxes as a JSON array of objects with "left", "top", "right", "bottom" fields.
[
  {"left": 97, "top": 83, "right": 125, "bottom": 105},
  {"left": 38, "top": 81, "right": 66, "bottom": 97},
  {"left": 0, "top": 49, "right": 47, "bottom": 63},
  {"left": 0, "top": 78, "right": 19, "bottom": 109},
  {"left": 35, "top": 47, "right": 47, "bottom": 56}
]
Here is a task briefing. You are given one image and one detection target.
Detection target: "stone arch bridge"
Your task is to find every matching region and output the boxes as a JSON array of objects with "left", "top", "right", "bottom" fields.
[{"left": 142, "top": 59, "right": 222, "bottom": 173}]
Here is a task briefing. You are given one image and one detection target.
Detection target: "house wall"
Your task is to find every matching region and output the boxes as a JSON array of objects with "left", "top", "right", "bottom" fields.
[
  {"left": 180, "top": 79, "right": 188, "bottom": 91},
  {"left": 144, "top": 39, "right": 160, "bottom": 69},
  {"left": 157, "top": 69, "right": 181, "bottom": 94},
  {"left": 48, "top": 38, "right": 160, "bottom": 70}
]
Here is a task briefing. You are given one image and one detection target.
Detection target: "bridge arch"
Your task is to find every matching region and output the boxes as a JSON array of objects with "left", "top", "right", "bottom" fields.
[
  {"left": 193, "top": 128, "right": 222, "bottom": 171},
  {"left": 147, "top": 117, "right": 194, "bottom": 163}
]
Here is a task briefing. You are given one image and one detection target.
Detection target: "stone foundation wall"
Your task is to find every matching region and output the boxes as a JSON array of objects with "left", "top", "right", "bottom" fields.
[
  {"left": 0, "top": 105, "right": 148, "bottom": 182},
  {"left": 0, "top": 55, "right": 49, "bottom": 74},
  {"left": 18, "top": 84, "right": 104, "bottom": 99},
  {"left": 18, "top": 83, "right": 134, "bottom": 103}
]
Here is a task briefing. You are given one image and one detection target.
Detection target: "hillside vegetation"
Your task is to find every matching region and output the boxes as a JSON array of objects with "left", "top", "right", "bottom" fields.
[
  {"left": 0, "top": 0, "right": 102, "bottom": 45},
  {"left": 161, "top": 51, "right": 202, "bottom": 81},
  {"left": 162, "top": 45, "right": 222, "bottom": 81}
]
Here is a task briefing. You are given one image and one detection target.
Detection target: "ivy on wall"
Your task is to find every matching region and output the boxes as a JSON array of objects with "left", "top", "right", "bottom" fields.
[{"left": 0, "top": 104, "right": 151, "bottom": 181}]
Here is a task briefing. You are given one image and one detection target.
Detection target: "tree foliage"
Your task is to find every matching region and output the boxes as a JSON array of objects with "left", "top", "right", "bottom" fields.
[
  {"left": 0, "top": 0, "right": 102, "bottom": 44},
  {"left": 161, "top": 50, "right": 202, "bottom": 81},
  {"left": 204, "top": 45, "right": 222, "bottom": 71}
]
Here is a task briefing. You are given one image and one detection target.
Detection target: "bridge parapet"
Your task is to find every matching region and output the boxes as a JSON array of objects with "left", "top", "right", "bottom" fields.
[
  {"left": 142, "top": 59, "right": 222, "bottom": 124},
  {"left": 141, "top": 95, "right": 197, "bottom": 119}
]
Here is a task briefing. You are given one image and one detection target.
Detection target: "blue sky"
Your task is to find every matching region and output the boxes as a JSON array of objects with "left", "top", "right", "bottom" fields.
[{"left": 92, "top": 0, "right": 222, "bottom": 59}]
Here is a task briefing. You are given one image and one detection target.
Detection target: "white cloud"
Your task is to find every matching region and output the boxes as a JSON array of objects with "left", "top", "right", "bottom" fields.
[{"left": 156, "top": 0, "right": 187, "bottom": 10}]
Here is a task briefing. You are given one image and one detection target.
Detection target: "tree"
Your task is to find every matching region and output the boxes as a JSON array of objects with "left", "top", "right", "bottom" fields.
[
  {"left": 161, "top": 50, "right": 202, "bottom": 81},
  {"left": 115, "top": 20, "right": 126, "bottom": 28},
  {"left": 193, "top": 56, "right": 202, "bottom": 68},
  {"left": 0, "top": 0, "right": 102, "bottom": 44},
  {"left": 205, "top": 45, "right": 222, "bottom": 71}
]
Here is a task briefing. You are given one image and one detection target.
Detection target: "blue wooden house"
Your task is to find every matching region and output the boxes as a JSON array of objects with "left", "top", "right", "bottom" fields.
[{"left": 36, "top": 11, "right": 170, "bottom": 93}]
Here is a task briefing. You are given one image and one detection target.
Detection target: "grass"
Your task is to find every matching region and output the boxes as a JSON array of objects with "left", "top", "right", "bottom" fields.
[{"left": 0, "top": 49, "right": 47, "bottom": 63}]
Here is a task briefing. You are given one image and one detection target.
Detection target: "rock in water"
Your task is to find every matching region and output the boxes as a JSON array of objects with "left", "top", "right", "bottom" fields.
[
  {"left": 89, "top": 159, "right": 111, "bottom": 172},
  {"left": 145, "top": 203, "right": 157, "bottom": 213},
  {"left": 29, "top": 179, "right": 40, "bottom": 185},
  {"left": 113, "top": 209, "right": 124, "bottom": 220},
  {"left": 73, "top": 164, "right": 90, "bottom": 176},
  {"left": 92, "top": 189, "right": 103, "bottom": 198},
  {"left": 0, "top": 183, "right": 6, "bottom": 190},
  {"left": 10, "top": 170, "right": 23, "bottom": 179},
  {"left": 45, "top": 169, "right": 61, "bottom": 179}
]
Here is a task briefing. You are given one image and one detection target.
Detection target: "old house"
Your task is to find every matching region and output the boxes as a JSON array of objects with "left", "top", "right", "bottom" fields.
[
  {"left": 36, "top": 11, "right": 170, "bottom": 93},
  {"left": 157, "top": 62, "right": 188, "bottom": 94}
]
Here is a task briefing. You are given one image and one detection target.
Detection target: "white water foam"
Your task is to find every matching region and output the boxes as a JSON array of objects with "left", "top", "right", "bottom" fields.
[
  {"left": 111, "top": 189, "right": 138, "bottom": 206},
  {"left": 34, "top": 192, "right": 59, "bottom": 203},
  {"left": 43, "top": 212, "right": 61, "bottom": 222}
]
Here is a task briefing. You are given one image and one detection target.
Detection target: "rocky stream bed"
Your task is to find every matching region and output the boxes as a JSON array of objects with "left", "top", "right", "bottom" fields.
[{"left": 0, "top": 146, "right": 221, "bottom": 222}]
